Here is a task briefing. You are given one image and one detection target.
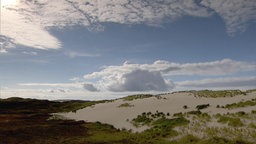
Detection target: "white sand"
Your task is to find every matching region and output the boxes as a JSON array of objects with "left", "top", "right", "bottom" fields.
[{"left": 60, "top": 91, "right": 256, "bottom": 132}]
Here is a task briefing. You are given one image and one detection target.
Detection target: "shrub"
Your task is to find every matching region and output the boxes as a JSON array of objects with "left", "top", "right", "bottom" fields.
[
  {"left": 173, "top": 112, "right": 183, "bottom": 117},
  {"left": 132, "top": 114, "right": 153, "bottom": 127},
  {"left": 196, "top": 104, "right": 210, "bottom": 110},
  {"left": 187, "top": 110, "right": 202, "bottom": 115}
]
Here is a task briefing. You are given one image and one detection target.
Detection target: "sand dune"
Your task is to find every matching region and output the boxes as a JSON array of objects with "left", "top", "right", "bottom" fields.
[{"left": 61, "top": 91, "right": 256, "bottom": 132}]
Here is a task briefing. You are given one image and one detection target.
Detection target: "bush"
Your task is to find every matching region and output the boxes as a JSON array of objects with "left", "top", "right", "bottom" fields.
[
  {"left": 196, "top": 104, "right": 210, "bottom": 110},
  {"left": 173, "top": 112, "right": 183, "bottom": 117},
  {"left": 187, "top": 110, "right": 202, "bottom": 115}
]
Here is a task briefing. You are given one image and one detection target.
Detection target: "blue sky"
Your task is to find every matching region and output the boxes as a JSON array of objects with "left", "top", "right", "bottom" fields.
[{"left": 0, "top": 0, "right": 255, "bottom": 100}]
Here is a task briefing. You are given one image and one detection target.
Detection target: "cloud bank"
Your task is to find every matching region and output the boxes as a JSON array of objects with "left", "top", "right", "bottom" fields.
[
  {"left": 1, "top": 0, "right": 255, "bottom": 52},
  {"left": 83, "top": 59, "right": 256, "bottom": 92},
  {"left": 19, "top": 59, "right": 256, "bottom": 93}
]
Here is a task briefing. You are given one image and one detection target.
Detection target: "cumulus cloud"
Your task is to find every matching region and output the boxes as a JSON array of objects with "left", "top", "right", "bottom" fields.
[
  {"left": 2, "top": 0, "right": 254, "bottom": 52},
  {"left": 84, "top": 59, "right": 256, "bottom": 92},
  {"left": 175, "top": 77, "right": 256, "bottom": 90},
  {"left": 106, "top": 69, "right": 172, "bottom": 92},
  {"left": 201, "top": 0, "right": 256, "bottom": 34}
]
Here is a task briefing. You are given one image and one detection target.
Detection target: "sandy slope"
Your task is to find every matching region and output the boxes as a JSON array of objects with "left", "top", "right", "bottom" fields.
[{"left": 61, "top": 91, "right": 256, "bottom": 132}]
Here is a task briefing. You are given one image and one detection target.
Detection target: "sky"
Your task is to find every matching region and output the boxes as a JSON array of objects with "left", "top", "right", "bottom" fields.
[{"left": 0, "top": 0, "right": 255, "bottom": 100}]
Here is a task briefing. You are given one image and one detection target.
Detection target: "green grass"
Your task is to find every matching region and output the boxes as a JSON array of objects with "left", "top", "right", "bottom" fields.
[{"left": 132, "top": 111, "right": 190, "bottom": 138}]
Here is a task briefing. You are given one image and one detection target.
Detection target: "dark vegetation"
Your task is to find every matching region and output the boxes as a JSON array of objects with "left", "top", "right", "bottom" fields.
[
  {"left": 196, "top": 104, "right": 210, "bottom": 110},
  {"left": 0, "top": 97, "right": 106, "bottom": 113}
]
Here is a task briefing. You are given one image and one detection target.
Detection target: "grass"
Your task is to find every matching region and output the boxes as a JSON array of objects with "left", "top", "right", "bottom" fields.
[
  {"left": 217, "top": 115, "right": 244, "bottom": 127},
  {"left": 132, "top": 111, "right": 190, "bottom": 138},
  {"left": 192, "top": 90, "right": 246, "bottom": 98},
  {"left": 122, "top": 94, "right": 153, "bottom": 101},
  {"left": 224, "top": 99, "right": 256, "bottom": 109},
  {"left": 118, "top": 103, "right": 134, "bottom": 108}
]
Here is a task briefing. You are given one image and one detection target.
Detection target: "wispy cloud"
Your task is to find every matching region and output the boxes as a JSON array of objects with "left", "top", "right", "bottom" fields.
[
  {"left": 22, "top": 51, "right": 38, "bottom": 56},
  {"left": 65, "top": 51, "right": 100, "bottom": 58},
  {"left": 19, "top": 82, "right": 83, "bottom": 88},
  {"left": 201, "top": 0, "right": 256, "bottom": 35},
  {"left": 19, "top": 82, "right": 100, "bottom": 92},
  {"left": 2, "top": 0, "right": 254, "bottom": 52},
  {"left": 175, "top": 76, "right": 256, "bottom": 90}
]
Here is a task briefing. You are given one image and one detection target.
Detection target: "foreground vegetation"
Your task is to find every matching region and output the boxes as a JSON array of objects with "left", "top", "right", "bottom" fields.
[{"left": 1, "top": 90, "right": 256, "bottom": 144}]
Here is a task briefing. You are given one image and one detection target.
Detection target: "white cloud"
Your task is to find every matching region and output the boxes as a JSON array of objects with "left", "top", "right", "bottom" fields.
[
  {"left": 175, "top": 77, "right": 256, "bottom": 90},
  {"left": 84, "top": 59, "right": 256, "bottom": 79},
  {"left": 16, "top": 59, "right": 256, "bottom": 94},
  {"left": 201, "top": 0, "right": 256, "bottom": 34},
  {"left": 105, "top": 69, "right": 172, "bottom": 92},
  {"left": 1, "top": 2, "right": 61, "bottom": 51},
  {"left": 84, "top": 59, "right": 256, "bottom": 92},
  {"left": 1, "top": 0, "right": 254, "bottom": 52},
  {"left": 0, "top": 0, "right": 210, "bottom": 52}
]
